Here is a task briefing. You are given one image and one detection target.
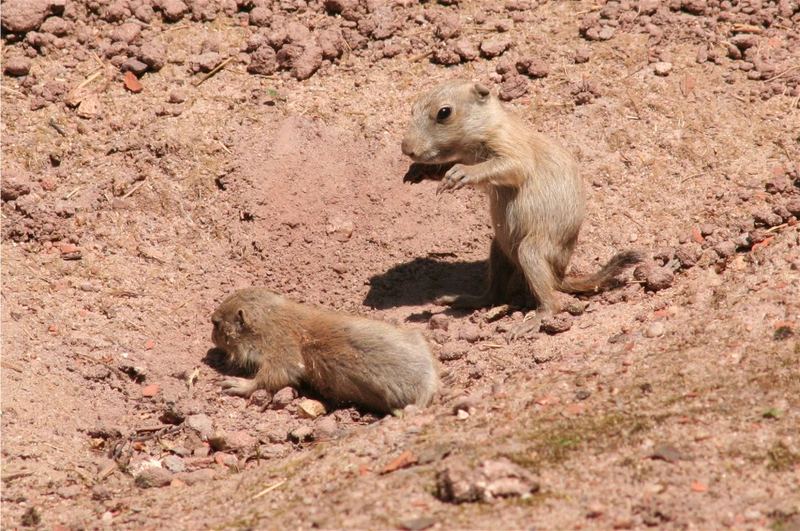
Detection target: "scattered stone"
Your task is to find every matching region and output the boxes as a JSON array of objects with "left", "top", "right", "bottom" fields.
[
  {"left": 185, "top": 414, "right": 214, "bottom": 440},
  {"left": 399, "top": 516, "right": 437, "bottom": 531},
  {"left": 161, "top": 455, "right": 186, "bottom": 473},
  {"left": 249, "top": 6, "right": 272, "bottom": 27},
  {"left": 575, "top": 389, "right": 591, "bottom": 401},
  {"left": 168, "top": 88, "right": 188, "bottom": 104},
  {"left": 574, "top": 47, "right": 591, "bottom": 64},
  {"left": 439, "top": 343, "right": 467, "bottom": 361},
  {"left": 123, "top": 71, "right": 143, "bottom": 93},
  {"left": 191, "top": 52, "right": 222, "bottom": 73},
  {"left": 480, "top": 36, "right": 512, "bottom": 58},
  {"left": 713, "top": 240, "right": 737, "bottom": 259},
  {"left": 453, "top": 39, "right": 479, "bottom": 62},
  {"left": 785, "top": 198, "right": 800, "bottom": 218},
  {"left": 653, "top": 61, "right": 673, "bottom": 76},
  {"left": 753, "top": 209, "right": 783, "bottom": 228},
  {"left": 564, "top": 299, "right": 588, "bottom": 316},
  {"left": 644, "top": 322, "right": 665, "bottom": 338},
  {"left": 271, "top": 386, "right": 298, "bottom": 409},
  {"left": 326, "top": 216, "right": 354, "bottom": 241},
  {"left": 213, "top": 452, "right": 239, "bottom": 468},
  {"left": 633, "top": 263, "right": 674, "bottom": 291},
  {"left": 1, "top": 0, "right": 51, "bottom": 34},
  {"left": 317, "top": 28, "right": 345, "bottom": 60},
  {"left": 111, "top": 22, "right": 141, "bottom": 44},
  {"left": 650, "top": 443, "right": 684, "bottom": 463},
  {"left": 56, "top": 484, "right": 82, "bottom": 499},
  {"left": 498, "top": 74, "right": 528, "bottom": 101},
  {"left": 451, "top": 396, "right": 477, "bottom": 416},
  {"left": 141, "top": 384, "right": 160, "bottom": 398},
  {"left": 540, "top": 314, "right": 572, "bottom": 334},
  {"left": 91, "top": 484, "right": 112, "bottom": 501},
  {"left": 76, "top": 94, "right": 101, "bottom": 119},
  {"left": 175, "top": 468, "right": 215, "bottom": 485},
  {"left": 1, "top": 174, "right": 32, "bottom": 201},
  {"left": 382, "top": 450, "right": 419, "bottom": 474},
  {"left": 134, "top": 467, "right": 172, "bottom": 489},
  {"left": 435, "top": 458, "right": 539, "bottom": 503},
  {"left": 298, "top": 399, "right": 326, "bottom": 419},
  {"left": 457, "top": 324, "right": 481, "bottom": 343},
  {"left": 434, "top": 12, "right": 461, "bottom": 39},
  {"left": 161, "top": 0, "right": 188, "bottom": 23},
  {"left": 516, "top": 57, "right": 549, "bottom": 78},
  {"left": 315, "top": 416, "right": 338, "bottom": 440},
  {"left": 247, "top": 46, "right": 278, "bottom": 75},
  {"left": 675, "top": 243, "right": 702, "bottom": 268},
  {"left": 289, "top": 425, "right": 314, "bottom": 443},
  {"left": 4, "top": 56, "right": 32, "bottom": 77},
  {"left": 138, "top": 42, "right": 167, "bottom": 71},
  {"left": 428, "top": 314, "right": 449, "bottom": 331}
]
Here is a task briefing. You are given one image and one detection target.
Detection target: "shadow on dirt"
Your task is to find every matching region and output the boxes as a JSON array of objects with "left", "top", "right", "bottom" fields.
[{"left": 363, "top": 255, "right": 486, "bottom": 310}]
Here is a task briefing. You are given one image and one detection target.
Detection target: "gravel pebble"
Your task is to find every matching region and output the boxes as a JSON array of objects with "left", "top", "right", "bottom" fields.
[
  {"left": 4, "top": 56, "right": 32, "bottom": 76},
  {"left": 645, "top": 322, "right": 665, "bottom": 338}
]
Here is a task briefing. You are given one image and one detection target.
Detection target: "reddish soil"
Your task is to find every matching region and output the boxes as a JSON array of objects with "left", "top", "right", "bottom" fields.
[{"left": 2, "top": 0, "right": 799, "bottom": 529}]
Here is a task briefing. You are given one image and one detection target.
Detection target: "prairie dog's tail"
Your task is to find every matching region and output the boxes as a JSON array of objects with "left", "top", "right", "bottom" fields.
[{"left": 558, "top": 250, "right": 644, "bottom": 294}]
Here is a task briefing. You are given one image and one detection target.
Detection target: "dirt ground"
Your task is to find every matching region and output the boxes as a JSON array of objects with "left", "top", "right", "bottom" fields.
[{"left": 2, "top": 0, "right": 799, "bottom": 529}]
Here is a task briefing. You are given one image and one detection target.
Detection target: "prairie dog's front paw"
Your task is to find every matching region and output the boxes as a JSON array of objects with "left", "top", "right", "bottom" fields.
[
  {"left": 437, "top": 164, "right": 474, "bottom": 194},
  {"left": 220, "top": 377, "right": 258, "bottom": 398}
]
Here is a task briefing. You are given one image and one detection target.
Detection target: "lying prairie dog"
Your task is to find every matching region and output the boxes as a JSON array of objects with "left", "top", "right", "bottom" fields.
[
  {"left": 210, "top": 288, "right": 439, "bottom": 414},
  {"left": 401, "top": 79, "right": 642, "bottom": 338}
]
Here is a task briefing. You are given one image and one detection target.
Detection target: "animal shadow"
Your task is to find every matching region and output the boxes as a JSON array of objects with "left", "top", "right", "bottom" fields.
[{"left": 363, "top": 255, "right": 486, "bottom": 311}]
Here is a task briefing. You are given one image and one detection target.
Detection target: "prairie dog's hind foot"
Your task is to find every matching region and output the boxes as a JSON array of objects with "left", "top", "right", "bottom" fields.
[
  {"left": 505, "top": 310, "right": 549, "bottom": 342},
  {"left": 220, "top": 377, "right": 260, "bottom": 398}
]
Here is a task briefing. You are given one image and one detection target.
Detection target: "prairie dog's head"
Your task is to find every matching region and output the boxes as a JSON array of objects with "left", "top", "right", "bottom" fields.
[
  {"left": 211, "top": 288, "right": 282, "bottom": 369},
  {"left": 401, "top": 80, "right": 497, "bottom": 164}
]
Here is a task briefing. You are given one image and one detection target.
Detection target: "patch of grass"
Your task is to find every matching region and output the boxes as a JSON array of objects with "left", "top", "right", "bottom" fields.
[
  {"left": 507, "top": 412, "right": 656, "bottom": 471},
  {"left": 767, "top": 441, "right": 800, "bottom": 472}
]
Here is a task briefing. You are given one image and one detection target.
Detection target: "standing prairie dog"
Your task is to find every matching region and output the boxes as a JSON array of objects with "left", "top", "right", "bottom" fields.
[
  {"left": 210, "top": 288, "right": 439, "bottom": 414},
  {"left": 401, "top": 80, "right": 642, "bottom": 338}
]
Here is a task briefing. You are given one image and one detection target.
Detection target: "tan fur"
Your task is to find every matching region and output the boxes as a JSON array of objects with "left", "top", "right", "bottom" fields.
[
  {"left": 211, "top": 288, "right": 439, "bottom": 414},
  {"left": 401, "top": 80, "right": 642, "bottom": 335}
]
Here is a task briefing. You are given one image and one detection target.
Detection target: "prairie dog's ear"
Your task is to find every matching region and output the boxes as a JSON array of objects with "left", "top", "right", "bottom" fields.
[
  {"left": 473, "top": 82, "right": 491, "bottom": 101},
  {"left": 236, "top": 308, "right": 247, "bottom": 330}
]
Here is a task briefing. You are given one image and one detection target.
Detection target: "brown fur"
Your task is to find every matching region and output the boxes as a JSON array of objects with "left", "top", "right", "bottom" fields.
[
  {"left": 211, "top": 288, "right": 439, "bottom": 413},
  {"left": 401, "top": 80, "right": 642, "bottom": 335}
]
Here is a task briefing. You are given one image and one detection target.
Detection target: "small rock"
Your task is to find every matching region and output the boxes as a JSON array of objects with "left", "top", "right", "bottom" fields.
[
  {"left": 653, "top": 62, "right": 673, "bottom": 76},
  {"left": 713, "top": 240, "right": 737, "bottom": 259},
  {"left": 111, "top": 23, "right": 141, "bottom": 44},
  {"left": 644, "top": 322, "right": 665, "bottom": 338},
  {"left": 91, "top": 484, "right": 111, "bottom": 501},
  {"left": 434, "top": 12, "right": 461, "bottom": 39},
  {"left": 185, "top": 414, "right": 214, "bottom": 440},
  {"left": 213, "top": 452, "right": 239, "bottom": 468},
  {"left": 56, "top": 484, "right": 82, "bottom": 499},
  {"left": 249, "top": 6, "right": 272, "bottom": 27},
  {"left": 457, "top": 324, "right": 481, "bottom": 343},
  {"left": 399, "top": 516, "right": 437, "bottom": 531},
  {"left": 753, "top": 209, "right": 783, "bottom": 228},
  {"left": 161, "top": 455, "right": 186, "bottom": 473},
  {"left": 175, "top": 468, "right": 215, "bottom": 485},
  {"left": 1, "top": 174, "right": 31, "bottom": 201},
  {"left": 168, "top": 88, "right": 188, "bottom": 104},
  {"left": 650, "top": 443, "right": 684, "bottom": 463},
  {"left": 315, "top": 416, "right": 338, "bottom": 440},
  {"left": 633, "top": 263, "right": 674, "bottom": 291},
  {"left": 270, "top": 386, "right": 298, "bottom": 409},
  {"left": 1, "top": 0, "right": 51, "bottom": 34},
  {"left": 298, "top": 399, "right": 326, "bottom": 419},
  {"left": 498, "top": 74, "right": 528, "bottom": 101},
  {"left": 4, "top": 56, "right": 31, "bottom": 77},
  {"left": 141, "top": 384, "right": 160, "bottom": 398},
  {"left": 138, "top": 42, "right": 166, "bottom": 71},
  {"left": 121, "top": 58, "right": 149, "bottom": 77},
  {"left": 675, "top": 243, "right": 702, "bottom": 268},
  {"left": 540, "top": 313, "right": 572, "bottom": 334},
  {"left": 564, "top": 299, "right": 588, "bottom": 316},
  {"left": 288, "top": 425, "right": 314, "bottom": 443},
  {"left": 785, "top": 198, "right": 800, "bottom": 218},
  {"left": 453, "top": 39, "right": 479, "bottom": 61},
  {"left": 134, "top": 467, "right": 172, "bottom": 488},
  {"left": 439, "top": 342, "right": 467, "bottom": 361},
  {"left": 161, "top": 0, "right": 188, "bottom": 22},
  {"left": 480, "top": 36, "right": 512, "bottom": 58},
  {"left": 247, "top": 46, "right": 278, "bottom": 75},
  {"left": 574, "top": 47, "right": 591, "bottom": 64},
  {"left": 191, "top": 52, "right": 221, "bottom": 73},
  {"left": 451, "top": 396, "right": 477, "bottom": 416},
  {"left": 326, "top": 216, "right": 354, "bottom": 241},
  {"left": 516, "top": 57, "right": 549, "bottom": 78},
  {"left": 428, "top": 314, "right": 449, "bottom": 331},
  {"left": 435, "top": 458, "right": 539, "bottom": 504},
  {"left": 224, "top": 430, "right": 258, "bottom": 452}
]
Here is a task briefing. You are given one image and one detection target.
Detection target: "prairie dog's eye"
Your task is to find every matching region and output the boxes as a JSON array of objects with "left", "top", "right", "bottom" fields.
[{"left": 436, "top": 106, "right": 452, "bottom": 122}]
